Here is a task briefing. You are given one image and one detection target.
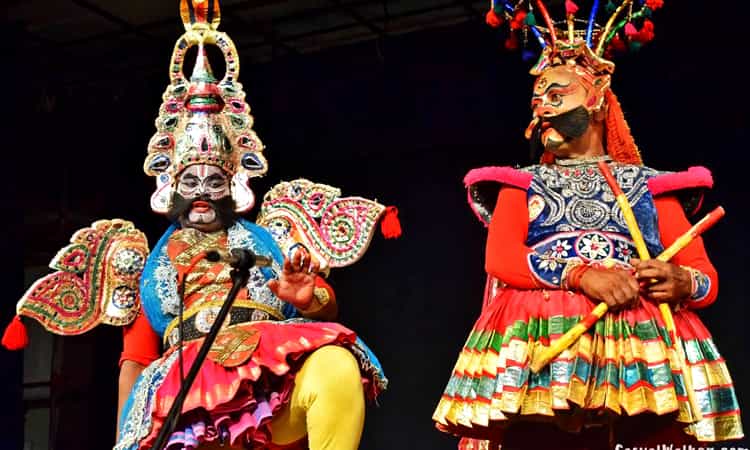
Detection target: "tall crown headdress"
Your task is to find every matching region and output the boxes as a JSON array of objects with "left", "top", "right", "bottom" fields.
[
  {"left": 144, "top": 0, "right": 266, "bottom": 214},
  {"left": 486, "top": 0, "right": 664, "bottom": 165}
]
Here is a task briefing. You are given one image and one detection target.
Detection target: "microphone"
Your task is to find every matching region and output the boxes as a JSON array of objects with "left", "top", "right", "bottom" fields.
[{"left": 205, "top": 248, "right": 273, "bottom": 270}]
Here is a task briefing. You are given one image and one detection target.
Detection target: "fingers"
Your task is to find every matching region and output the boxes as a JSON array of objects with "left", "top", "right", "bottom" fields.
[
  {"left": 625, "top": 275, "right": 641, "bottom": 305},
  {"left": 633, "top": 260, "right": 677, "bottom": 279},
  {"left": 284, "top": 248, "right": 320, "bottom": 275},
  {"left": 635, "top": 267, "right": 667, "bottom": 281},
  {"left": 645, "top": 290, "right": 671, "bottom": 301},
  {"left": 601, "top": 273, "right": 640, "bottom": 309},
  {"left": 267, "top": 279, "right": 279, "bottom": 295},
  {"left": 292, "top": 249, "right": 303, "bottom": 270},
  {"left": 283, "top": 257, "right": 294, "bottom": 275},
  {"left": 641, "top": 281, "right": 678, "bottom": 303}
]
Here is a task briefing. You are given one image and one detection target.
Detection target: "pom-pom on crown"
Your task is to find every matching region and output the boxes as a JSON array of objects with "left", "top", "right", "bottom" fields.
[{"left": 486, "top": 0, "right": 664, "bottom": 73}]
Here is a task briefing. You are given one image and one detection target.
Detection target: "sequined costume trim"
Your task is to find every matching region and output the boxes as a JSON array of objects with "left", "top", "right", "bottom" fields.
[
  {"left": 116, "top": 351, "right": 181, "bottom": 450},
  {"left": 163, "top": 299, "right": 287, "bottom": 346},
  {"left": 681, "top": 266, "right": 712, "bottom": 303}
]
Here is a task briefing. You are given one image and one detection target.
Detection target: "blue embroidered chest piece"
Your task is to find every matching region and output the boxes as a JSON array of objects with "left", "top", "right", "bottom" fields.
[{"left": 523, "top": 162, "right": 665, "bottom": 263}]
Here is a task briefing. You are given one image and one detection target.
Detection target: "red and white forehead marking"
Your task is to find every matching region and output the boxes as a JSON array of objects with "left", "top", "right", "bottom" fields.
[{"left": 182, "top": 164, "right": 226, "bottom": 180}]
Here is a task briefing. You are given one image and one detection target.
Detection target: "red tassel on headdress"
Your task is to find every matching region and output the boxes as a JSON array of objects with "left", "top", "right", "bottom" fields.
[
  {"left": 624, "top": 23, "right": 638, "bottom": 38},
  {"left": 2, "top": 315, "right": 29, "bottom": 351},
  {"left": 604, "top": 89, "right": 642, "bottom": 165},
  {"left": 565, "top": 1, "right": 579, "bottom": 15},
  {"left": 485, "top": 10, "right": 504, "bottom": 28},
  {"left": 380, "top": 207, "right": 402, "bottom": 239},
  {"left": 645, "top": 0, "right": 664, "bottom": 10},
  {"left": 510, "top": 10, "right": 526, "bottom": 30},
  {"left": 610, "top": 34, "right": 627, "bottom": 52},
  {"left": 635, "top": 20, "right": 655, "bottom": 43}
]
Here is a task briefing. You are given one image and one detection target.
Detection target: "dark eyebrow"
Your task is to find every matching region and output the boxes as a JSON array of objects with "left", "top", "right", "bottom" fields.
[
  {"left": 534, "top": 82, "right": 571, "bottom": 97},
  {"left": 546, "top": 82, "right": 569, "bottom": 90},
  {"left": 181, "top": 174, "right": 199, "bottom": 181},
  {"left": 206, "top": 174, "right": 227, "bottom": 182}
]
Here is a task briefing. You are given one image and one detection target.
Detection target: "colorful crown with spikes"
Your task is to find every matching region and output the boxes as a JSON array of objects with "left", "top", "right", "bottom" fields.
[
  {"left": 486, "top": 0, "right": 664, "bottom": 73},
  {"left": 144, "top": 0, "right": 266, "bottom": 214}
]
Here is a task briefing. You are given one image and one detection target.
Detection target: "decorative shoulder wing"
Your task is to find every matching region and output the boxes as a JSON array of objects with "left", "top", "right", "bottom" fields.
[
  {"left": 15, "top": 219, "right": 149, "bottom": 336},
  {"left": 464, "top": 166, "right": 534, "bottom": 226},
  {"left": 256, "top": 179, "right": 388, "bottom": 270},
  {"left": 647, "top": 166, "right": 713, "bottom": 216}
]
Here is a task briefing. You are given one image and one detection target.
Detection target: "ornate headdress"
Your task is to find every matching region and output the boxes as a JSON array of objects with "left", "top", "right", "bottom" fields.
[
  {"left": 486, "top": 0, "right": 666, "bottom": 165},
  {"left": 144, "top": 0, "right": 266, "bottom": 214}
]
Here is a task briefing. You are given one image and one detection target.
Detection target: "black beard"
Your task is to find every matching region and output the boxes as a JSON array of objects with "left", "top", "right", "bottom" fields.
[
  {"left": 528, "top": 106, "right": 591, "bottom": 161},
  {"left": 529, "top": 125, "right": 544, "bottom": 162},
  {"left": 547, "top": 106, "right": 591, "bottom": 139},
  {"left": 167, "top": 193, "right": 239, "bottom": 229}
]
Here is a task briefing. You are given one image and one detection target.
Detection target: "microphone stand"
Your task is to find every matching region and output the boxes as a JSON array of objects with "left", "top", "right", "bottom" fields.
[{"left": 150, "top": 255, "right": 254, "bottom": 450}]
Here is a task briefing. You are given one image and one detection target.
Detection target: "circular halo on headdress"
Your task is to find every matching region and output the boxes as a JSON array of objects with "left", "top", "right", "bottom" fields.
[{"left": 144, "top": 0, "right": 266, "bottom": 214}]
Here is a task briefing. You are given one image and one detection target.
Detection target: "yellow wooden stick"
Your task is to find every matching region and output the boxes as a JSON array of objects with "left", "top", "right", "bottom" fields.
[
  {"left": 530, "top": 162, "right": 714, "bottom": 422},
  {"left": 528, "top": 209, "right": 720, "bottom": 373},
  {"left": 599, "top": 162, "right": 700, "bottom": 419}
]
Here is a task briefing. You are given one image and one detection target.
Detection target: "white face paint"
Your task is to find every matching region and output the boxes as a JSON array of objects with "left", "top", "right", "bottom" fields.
[{"left": 176, "top": 165, "right": 230, "bottom": 225}]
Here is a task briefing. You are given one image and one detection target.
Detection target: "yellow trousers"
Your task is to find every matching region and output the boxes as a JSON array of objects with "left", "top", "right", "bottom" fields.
[
  {"left": 199, "top": 345, "right": 364, "bottom": 450},
  {"left": 270, "top": 345, "right": 365, "bottom": 449}
]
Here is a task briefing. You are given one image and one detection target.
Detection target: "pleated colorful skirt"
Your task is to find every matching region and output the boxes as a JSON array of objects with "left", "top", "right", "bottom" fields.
[
  {"left": 432, "top": 288, "right": 743, "bottom": 443},
  {"left": 117, "top": 319, "right": 386, "bottom": 450}
]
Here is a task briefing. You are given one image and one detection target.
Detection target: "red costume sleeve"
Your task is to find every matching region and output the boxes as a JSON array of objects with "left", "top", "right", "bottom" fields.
[
  {"left": 653, "top": 195, "right": 719, "bottom": 308},
  {"left": 120, "top": 310, "right": 161, "bottom": 367},
  {"left": 484, "top": 187, "right": 540, "bottom": 289},
  {"left": 298, "top": 275, "right": 338, "bottom": 320},
  {"left": 315, "top": 276, "right": 336, "bottom": 302}
]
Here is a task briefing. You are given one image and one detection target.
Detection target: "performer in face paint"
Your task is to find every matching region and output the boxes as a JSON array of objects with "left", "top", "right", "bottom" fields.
[
  {"left": 4, "top": 1, "right": 401, "bottom": 449},
  {"left": 432, "top": 1, "right": 743, "bottom": 448}
]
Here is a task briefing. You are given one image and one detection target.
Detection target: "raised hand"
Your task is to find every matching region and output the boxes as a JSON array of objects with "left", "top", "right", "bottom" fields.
[
  {"left": 630, "top": 258, "right": 692, "bottom": 304},
  {"left": 267, "top": 249, "right": 319, "bottom": 309}
]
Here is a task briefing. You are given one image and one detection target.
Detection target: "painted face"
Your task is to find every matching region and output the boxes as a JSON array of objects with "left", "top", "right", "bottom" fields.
[
  {"left": 526, "top": 65, "right": 608, "bottom": 150},
  {"left": 531, "top": 66, "right": 589, "bottom": 119},
  {"left": 176, "top": 164, "right": 230, "bottom": 226}
]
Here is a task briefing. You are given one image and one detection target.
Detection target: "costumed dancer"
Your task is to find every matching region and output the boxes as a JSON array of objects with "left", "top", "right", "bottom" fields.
[
  {"left": 4, "top": 1, "right": 401, "bottom": 449},
  {"left": 432, "top": 1, "right": 743, "bottom": 448}
]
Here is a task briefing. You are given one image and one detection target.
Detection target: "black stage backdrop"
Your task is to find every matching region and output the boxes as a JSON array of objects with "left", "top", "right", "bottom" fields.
[{"left": 3, "top": 3, "right": 749, "bottom": 449}]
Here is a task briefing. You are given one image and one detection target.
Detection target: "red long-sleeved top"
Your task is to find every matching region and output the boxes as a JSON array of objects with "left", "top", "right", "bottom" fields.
[{"left": 485, "top": 186, "right": 718, "bottom": 308}]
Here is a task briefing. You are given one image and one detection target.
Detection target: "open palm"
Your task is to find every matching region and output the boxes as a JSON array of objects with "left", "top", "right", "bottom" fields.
[{"left": 267, "top": 250, "right": 319, "bottom": 310}]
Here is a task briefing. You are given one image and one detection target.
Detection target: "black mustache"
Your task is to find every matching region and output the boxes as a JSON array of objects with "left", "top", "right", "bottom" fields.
[
  {"left": 528, "top": 106, "right": 591, "bottom": 162},
  {"left": 546, "top": 106, "right": 591, "bottom": 139},
  {"left": 167, "top": 193, "right": 238, "bottom": 227}
]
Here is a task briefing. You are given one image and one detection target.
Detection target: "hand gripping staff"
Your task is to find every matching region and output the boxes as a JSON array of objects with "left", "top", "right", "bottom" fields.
[{"left": 530, "top": 161, "right": 723, "bottom": 422}]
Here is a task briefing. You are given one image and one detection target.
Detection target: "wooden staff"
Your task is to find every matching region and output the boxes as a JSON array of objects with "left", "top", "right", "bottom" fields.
[
  {"left": 529, "top": 205, "right": 724, "bottom": 373},
  {"left": 530, "top": 161, "right": 717, "bottom": 421}
]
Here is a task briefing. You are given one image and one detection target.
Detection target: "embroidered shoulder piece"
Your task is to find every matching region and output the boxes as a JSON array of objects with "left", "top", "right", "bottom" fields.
[
  {"left": 256, "top": 179, "right": 386, "bottom": 269},
  {"left": 464, "top": 166, "right": 534, "bottom": 226},
  {"left": 16, "top": 219, "right": 148, "bottom": 335},
  {"left": 647, "top": 166, "right": 713, "bottom": 216}
]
